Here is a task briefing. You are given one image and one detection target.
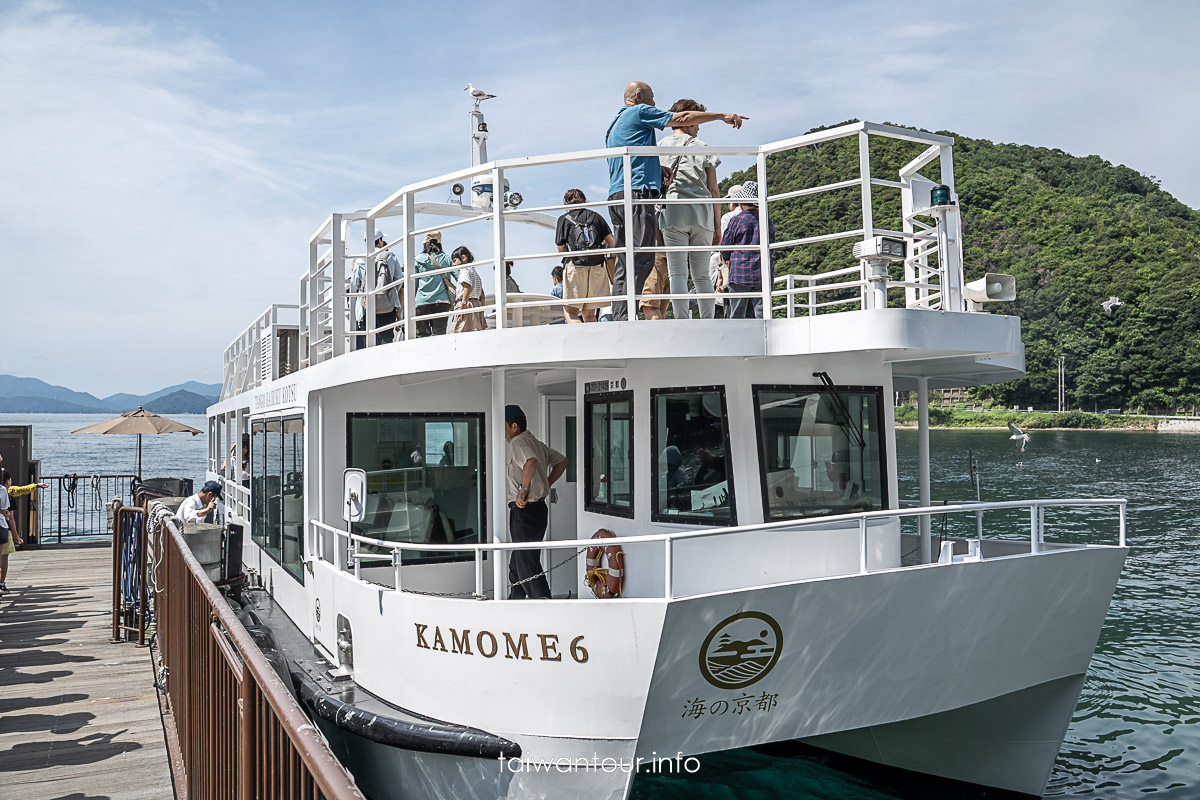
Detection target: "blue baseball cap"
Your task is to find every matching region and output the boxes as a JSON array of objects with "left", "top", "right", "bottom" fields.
[
  {"left": 202, "top": 480, "right": 223, "bottom": 498},
  {"left": 504, "top": 404, "right": 524, "bottom": 422}
]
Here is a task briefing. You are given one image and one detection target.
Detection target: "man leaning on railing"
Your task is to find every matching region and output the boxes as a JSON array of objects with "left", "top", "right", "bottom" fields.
[{"left": 604, "top": 81, "right": 748, "bottom": 320}]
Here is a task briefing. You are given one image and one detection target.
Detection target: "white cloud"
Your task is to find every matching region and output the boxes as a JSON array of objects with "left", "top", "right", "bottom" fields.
[
  {"left": 1, "top": 0, "right": 1196, "bottom": 398},
  {"left": 0, "top": 2, "right": 318, "bottom": 396}
]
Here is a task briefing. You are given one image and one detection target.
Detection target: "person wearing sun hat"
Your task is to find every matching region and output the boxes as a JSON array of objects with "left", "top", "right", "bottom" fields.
[
  {"left": 719, "top": 181, "right": 776, "bottom": 319},
  {"left": 503, "top": 404, "right": 568, "bottom": 599},
  {"left": 412, "top": 231, "right": 454, "bottom": 337}
]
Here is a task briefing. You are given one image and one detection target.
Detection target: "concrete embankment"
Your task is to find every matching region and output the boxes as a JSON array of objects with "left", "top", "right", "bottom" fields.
[
  {"left": 896, "top": 418, "right": 1200, "bottom": 433},
  {"left": 1155, "top": 418, "right": 1200, "bottom": 433}
]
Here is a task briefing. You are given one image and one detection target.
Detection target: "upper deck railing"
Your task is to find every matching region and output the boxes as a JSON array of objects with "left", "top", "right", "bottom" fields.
[
  {"left": 261, "top": 121, "right": 972, "bottom": 373},
  {"left": 221, "top": 304, "right": 300, "bottom": 400}
]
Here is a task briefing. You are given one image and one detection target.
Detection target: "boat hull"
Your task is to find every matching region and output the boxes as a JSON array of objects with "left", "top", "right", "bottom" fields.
[
  {"left": 801, "top": 672, "right": 1086, "bottom": 796},
  {"left": 312, "top": 716, "right": 637, "bottom": 800},
  {"left": 291, "top": 543, "right": 1123, "bottom": 799},
  {"left": 632, "top": 543, "right": 1126, "bottom": 797}
]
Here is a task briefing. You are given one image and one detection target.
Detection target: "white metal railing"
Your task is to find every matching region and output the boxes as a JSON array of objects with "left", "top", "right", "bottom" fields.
[
  {"left": 289, "top": 120, "right": 974, "bottom": 369},
  {"left": 221, "top": 477, "right": 250, "bottom": 523},
  {"left": 308, "top": 498, "right": 1126, "bottom": 602},
  {"left": 221, "top": 304, "right": 300, "bottom": 400}
]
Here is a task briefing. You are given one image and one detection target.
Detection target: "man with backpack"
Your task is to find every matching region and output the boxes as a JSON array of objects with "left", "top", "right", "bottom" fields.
[
  {"left": 555, "top": 188, "right": 614, "bottom": 323},
  {"left": 351, "top": 231, "right": 402, "bottom": 348}
]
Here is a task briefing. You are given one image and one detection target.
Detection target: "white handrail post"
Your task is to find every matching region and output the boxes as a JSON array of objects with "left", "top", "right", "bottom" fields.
[
  {"left": 975, "top": 507, "right": 983, "bottom": 542},
  {"left": 474, "top": 548, "right": 484, "bottom": 598},
  {"left": 622, "top": 155, "right": 636, "bottom": 318},
  {"left": 664, "top": 538, "right": 673, "bottom": 599},
  {"left": 917, "top": 377, "right": 931, "bottom": 563},
  {"left": 807, "top": 277, "right": 816, "bottom": 317},
  {"left": 858, "top": 517, "right": 868, "bottom": 574},
  {"left": 331, "top": 212, "right": 347, "bottom": 356},
  {"left": 492, "top": 165, "right": 508, "bottom": 330},
  {"left": 363, "top": 218, "right": 376, "bottom": 349},
  {"left": 353, "top": 538, "right": 362, "bottom": 579},
  {"left": 1119, "top": 502, "right": 1127, "bottom": 547},
  {"left": 1029, "top": 504, "right": 1040, "bottom": 554},
  {"left": 756, "top": 152, "right": 771, "bottom": 318},
  {"left": 306, "top": 238, "right": 318, "bottom": 364},
  {"left": 403, "top": 194, "right": 417, "bottom": 341},
  {"left": 490, "top": 367, "right": 508, "bottom": 600},
  {"left": 786, "top": 275, "right": 795, "bottom": 319},
  {"left": 858, "top": 130, "right": 877, "bottom": 311},
  {"left": 392, "top": 549, "right": 403, "bottom": 592},
  {"left": 937, "top": 145, "right": 965, "bottom": 311}
]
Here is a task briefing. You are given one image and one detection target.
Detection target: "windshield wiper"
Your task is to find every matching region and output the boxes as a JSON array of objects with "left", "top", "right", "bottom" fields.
[{"left": 812, "top": 371, "right": 865, "bottom": 448}]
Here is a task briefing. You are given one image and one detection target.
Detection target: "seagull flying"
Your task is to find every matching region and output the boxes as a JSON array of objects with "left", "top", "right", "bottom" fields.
[
  {"left": 1007, "top": 421, "right": 1030, "bottom": 453},
  {"left": 465, "top": 84, "right": 496, "bottom": 108},
  {"left": 1101, "top": 296, "right": 1125, "bottom": 317}
]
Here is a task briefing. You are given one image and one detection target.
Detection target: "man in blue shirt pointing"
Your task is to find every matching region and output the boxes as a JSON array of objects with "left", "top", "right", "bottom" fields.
[{"left": 605, "top": 81, "right": 748, "bottom": 320}]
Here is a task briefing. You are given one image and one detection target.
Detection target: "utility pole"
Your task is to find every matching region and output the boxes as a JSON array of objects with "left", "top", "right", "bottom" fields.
[{"left": 1058, "top": 356, "right": 1066, "bottom": 412}]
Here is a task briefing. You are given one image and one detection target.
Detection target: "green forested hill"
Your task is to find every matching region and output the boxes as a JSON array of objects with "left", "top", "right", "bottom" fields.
[{"left": 722, "top": 123, "right": 1200, "bottom": 412}]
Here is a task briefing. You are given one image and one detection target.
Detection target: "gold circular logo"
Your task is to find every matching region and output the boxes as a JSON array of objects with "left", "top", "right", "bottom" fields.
[{"left": 699, "top": 611, "right": 783, "bottom": 690}]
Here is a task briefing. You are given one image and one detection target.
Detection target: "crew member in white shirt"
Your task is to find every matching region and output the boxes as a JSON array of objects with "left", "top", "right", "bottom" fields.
[{"left": 176, "top": 480, "right": 223, "bottom": 525}]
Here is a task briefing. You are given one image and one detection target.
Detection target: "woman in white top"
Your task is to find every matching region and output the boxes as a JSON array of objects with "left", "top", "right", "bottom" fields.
[
  {"left": 659, "top": 98, "right": 722, "bottom": 320},
  {"left": 450, "top": 246, "right": 486, "bottom": 333}
]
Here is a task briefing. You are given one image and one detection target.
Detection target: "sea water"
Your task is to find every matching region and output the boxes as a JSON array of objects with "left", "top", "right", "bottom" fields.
[{"left": 6, "top": 415, "right": 1196, "bottom": 797}]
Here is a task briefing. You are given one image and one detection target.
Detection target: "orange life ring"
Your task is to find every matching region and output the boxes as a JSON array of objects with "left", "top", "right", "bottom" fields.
[{"left": 585, "top": 529, "right": 624, "bottom": 599}]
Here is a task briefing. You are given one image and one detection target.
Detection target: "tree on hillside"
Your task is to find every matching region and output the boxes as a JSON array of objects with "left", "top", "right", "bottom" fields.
[{"left": 720, "top": 123, "right": 1200, "bottom": 411}]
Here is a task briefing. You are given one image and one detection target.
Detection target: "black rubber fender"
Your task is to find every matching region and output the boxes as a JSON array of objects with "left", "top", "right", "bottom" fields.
[{"left": 290, "top": 668, "right": 521, "bottom": 760}]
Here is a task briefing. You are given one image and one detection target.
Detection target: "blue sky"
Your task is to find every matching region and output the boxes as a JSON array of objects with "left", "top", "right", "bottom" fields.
[{"left": 1, "top": 0, "right": 1197, "bottom": 397}]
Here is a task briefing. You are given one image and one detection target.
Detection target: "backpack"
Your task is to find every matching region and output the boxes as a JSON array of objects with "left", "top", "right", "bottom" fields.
[
  {"left": 562, "top": 211, "right": 604, "bottom": 266},
  {"left": 374, "top": 257, "right": 397, "bottom": 312}
]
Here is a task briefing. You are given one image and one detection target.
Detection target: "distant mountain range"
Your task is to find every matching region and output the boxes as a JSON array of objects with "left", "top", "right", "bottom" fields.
[{"left": 0, "top": 375, "right": 220, "bottom": 414}]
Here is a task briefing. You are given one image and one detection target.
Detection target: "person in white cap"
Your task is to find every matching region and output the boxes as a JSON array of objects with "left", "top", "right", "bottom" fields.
[
  {"left": 352, "top": 231, "right": 401, "bottom": 347},
  {"left": 719, "top": 181, "right": 776, "bottom": 319}
]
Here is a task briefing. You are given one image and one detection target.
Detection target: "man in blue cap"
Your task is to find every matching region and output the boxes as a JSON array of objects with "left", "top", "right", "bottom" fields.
[
  {"left": 504, "top": 404, "right": 568, "bottom": 599},
  {"left": 176, "top": 480, "right": 224, "bottom": 525}
]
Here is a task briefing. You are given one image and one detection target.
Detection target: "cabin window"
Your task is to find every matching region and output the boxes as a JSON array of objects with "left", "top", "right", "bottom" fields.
[
  {"left": 346, "top": 413, "right": 485, "bottom": 564},
  {"left": 752, "top": 385, "right": 887, "bottom": 520},
  {"left": 250, "top": 414, "right": 305, "bottom": 583},
  {"left": 584, "top": 392, "right": 633, "bottom": 518},
  {"left": 651, "top": 387, "right": 736, "bottom": 525}
]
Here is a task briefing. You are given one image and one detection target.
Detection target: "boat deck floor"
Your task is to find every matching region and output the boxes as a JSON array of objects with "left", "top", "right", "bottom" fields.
[{"left": 0, "top": 545, "right": 174, "bottom": 799}]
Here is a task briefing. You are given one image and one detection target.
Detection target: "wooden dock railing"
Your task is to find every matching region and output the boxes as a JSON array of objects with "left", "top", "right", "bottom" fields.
[{"left": 156, "top": 515, "right": 364, "bottom": 800}]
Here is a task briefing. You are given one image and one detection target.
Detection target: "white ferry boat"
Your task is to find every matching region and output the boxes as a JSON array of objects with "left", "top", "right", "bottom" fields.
[{"left": 205, "top": 100, "right": 1128, "bottom": 799}]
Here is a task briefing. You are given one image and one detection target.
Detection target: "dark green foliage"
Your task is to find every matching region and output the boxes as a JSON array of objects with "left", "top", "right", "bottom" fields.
[
  {"left": 721, "top": 123, "right": 1200, "bottom": 412},
  {"left": 893, "top": 405, "right": 1154, "bottom": 430}
]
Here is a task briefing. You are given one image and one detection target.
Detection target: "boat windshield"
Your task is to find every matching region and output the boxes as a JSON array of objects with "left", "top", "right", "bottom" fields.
[{"left": 752, "top": 386, "right": 886, "bottom": 520}]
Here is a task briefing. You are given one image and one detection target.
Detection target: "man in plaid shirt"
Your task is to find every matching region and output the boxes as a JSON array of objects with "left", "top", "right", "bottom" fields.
[{"left": 719, "top": 181, "right": 775, "bottom": 318}]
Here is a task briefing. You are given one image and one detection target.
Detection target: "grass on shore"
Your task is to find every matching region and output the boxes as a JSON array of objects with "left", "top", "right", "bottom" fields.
[{"left": 893, "top": 406, "right": 1157, "bottom": 430}]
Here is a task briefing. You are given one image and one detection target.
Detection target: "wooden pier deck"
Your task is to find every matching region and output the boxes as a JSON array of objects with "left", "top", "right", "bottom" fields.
[{"left": 0, "top": 545, "right": 175, "bottom": 799}]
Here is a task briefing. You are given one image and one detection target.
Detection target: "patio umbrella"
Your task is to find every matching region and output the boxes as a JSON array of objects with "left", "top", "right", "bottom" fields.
[{"left": 73, "top": 406, "right": 202, "bottom": 479}]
